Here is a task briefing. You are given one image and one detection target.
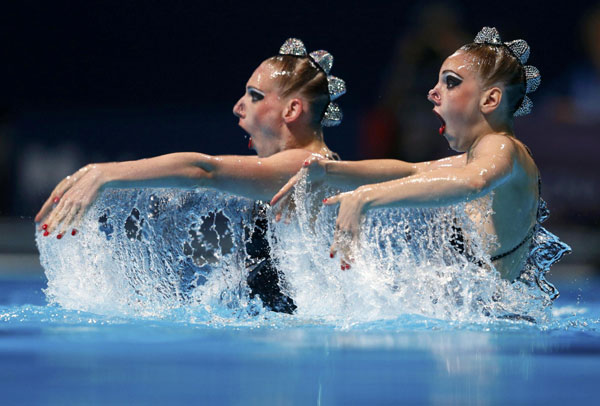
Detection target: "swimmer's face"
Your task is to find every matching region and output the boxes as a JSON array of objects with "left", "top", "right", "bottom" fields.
[
  {"left": 428, "top": 50, "right": 484, "bottom": 152},
  {"left": 233, "top": 61, "right": 287, "bottom": 157}
]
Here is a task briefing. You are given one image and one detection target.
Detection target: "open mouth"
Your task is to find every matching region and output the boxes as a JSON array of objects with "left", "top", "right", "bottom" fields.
[{"left": 433, "top": 111, "right": 446, "bottom": 135}]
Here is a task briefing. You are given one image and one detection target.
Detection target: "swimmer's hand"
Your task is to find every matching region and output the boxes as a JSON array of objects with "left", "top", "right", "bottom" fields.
[
  {"left": 35, "top": 163, "right": 108, "bottom": 237},
  {"left": 324, "top": 186, "right": 369, "bottom": 270},
  {"left": 271, "top": 155, "right": 329, "bottom": 223}
]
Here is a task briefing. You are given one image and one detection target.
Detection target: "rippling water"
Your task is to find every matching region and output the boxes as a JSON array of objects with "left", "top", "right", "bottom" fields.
[
  {"left": 1, "top": 273, "right": 599, "bottom": 404},
  {"left": 6, "top": 185, "right": 595, "bottom": 403},
  {"left": 36, "top": 184, "right": 558, "bottom": 325}
]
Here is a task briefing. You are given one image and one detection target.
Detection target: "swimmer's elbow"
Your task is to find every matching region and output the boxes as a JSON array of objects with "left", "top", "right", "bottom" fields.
[
  {"left": 188, "top": 165, "right": 214, "bottom": 185},
  {"left": 190, "top": 155, "right": 217, "bottom": 178},
  {"left": 466, "top": 176, "right": 488, "bottom": 197},
  {"left": 174, "top": 156, "right": 212, "bottom": 186}
]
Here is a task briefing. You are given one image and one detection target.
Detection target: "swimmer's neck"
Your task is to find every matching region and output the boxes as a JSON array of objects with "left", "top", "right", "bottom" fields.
[
  {"left": 279, "top": 124, "right": 329, "bottom": 155},
  {"left": 466, "top": 116, "right": 514, "bottom": 156}
]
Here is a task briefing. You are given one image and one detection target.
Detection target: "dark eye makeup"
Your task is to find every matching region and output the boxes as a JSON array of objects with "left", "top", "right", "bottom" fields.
[
  {"left": 248, "top": 87, "right": 265, "bottom": 102},
  {"left": 445, "top": 75, "right": 462, "bottom": 89}
]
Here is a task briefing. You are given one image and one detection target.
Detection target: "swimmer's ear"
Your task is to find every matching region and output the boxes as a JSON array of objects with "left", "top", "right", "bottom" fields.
[
  {"left": 480, "top": 86, "right": 503, "bottom": 115},
  {"left": 283, "top": 98, "right": 304, "bottom": 124}
]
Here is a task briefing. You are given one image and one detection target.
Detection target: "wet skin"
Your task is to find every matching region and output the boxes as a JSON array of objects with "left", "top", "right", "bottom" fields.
[
  {"left": 36, "top": 61, "right": 335, "bottom": 238},
  {"left": 273, "top": 50, "right": 539, "bottom": 280}
]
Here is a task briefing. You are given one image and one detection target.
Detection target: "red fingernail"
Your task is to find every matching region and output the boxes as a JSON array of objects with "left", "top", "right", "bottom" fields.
[
  {"left": 42, "top": 224, "right": 48, "bottom": 230},
  {"left": 303, "top": 161, "right": 309, "bottom": 167},
  {"left": 71, "top": 229, "right": 77, "bottom": 236},
  {"left": 43, "top": 231, "right": 49, "bottom": 237},
  {"left": 323, "top": 198, "right": 328, "bottom": 203},
  {"left": 56, "top": 234, "right": 62, "bottom": 239},
  {"left": 330, "top": 252, "right": 334, "bottom": 258},
  {"left": 53, "top": 197, "right": 60, "bottom": 203},
  {"left": 346, "top": 264, "right": 351, "bottom": 270},
  {"left": 340, "top": 265, "right": 345, "bottom": 270}
]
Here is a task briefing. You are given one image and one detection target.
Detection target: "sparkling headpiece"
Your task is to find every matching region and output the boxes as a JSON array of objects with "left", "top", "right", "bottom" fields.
[
  {"left": 473, "top": 27, "right": 541, "bottom": 117},
  {"left": 279, "top": 38, "right": 346, "bottom": 127}
]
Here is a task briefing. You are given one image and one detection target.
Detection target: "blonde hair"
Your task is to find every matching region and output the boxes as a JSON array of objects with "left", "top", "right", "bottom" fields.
[
  {"left": 461, "top": 43, "right": 526, "bottom": 116},
  {"left": 266, "top": 55, "right": 329, "bottom": 127}
]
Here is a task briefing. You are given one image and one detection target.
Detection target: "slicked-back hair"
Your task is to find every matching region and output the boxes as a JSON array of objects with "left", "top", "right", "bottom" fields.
[
  {"left": 265, "top": 55, "right": 329, "bottom": 128},
  {"left": 460, "top": 43, "right": 526, "bottom": 116}
]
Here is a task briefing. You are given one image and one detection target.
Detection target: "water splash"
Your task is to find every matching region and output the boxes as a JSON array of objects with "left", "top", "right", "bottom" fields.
[
  {"left": 37, "top": 180, "right": 556, "bottom": 325},
  {"left": 269, "top": 173, "right": 554, "bottom": 326},
  {"left": 37, "top": 189, "right": 261, "bottom": 319}
]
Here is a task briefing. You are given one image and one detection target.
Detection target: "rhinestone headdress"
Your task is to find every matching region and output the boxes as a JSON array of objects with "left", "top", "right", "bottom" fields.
[
  {"left": 279, "top": 38, "right": 346, "bottom": 127},
  {"left": 473, "top": 27, "right": 541, "bottom": 117}
]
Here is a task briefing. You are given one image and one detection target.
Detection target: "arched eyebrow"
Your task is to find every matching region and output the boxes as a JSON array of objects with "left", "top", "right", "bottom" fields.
[
  {"left": 442, "top": 70, "right": 464, "bottom": 79},
  {"left": 247, "top": 86, "right": 265, "bottom": 96}
]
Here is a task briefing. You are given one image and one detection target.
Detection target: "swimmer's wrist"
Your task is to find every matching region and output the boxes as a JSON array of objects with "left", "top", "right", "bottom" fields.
[
  {"left": 100, "top": 162, "right": 126, "bottom": 186},
  {"left": 355, "top": 186, "right": 375, "bottom": 213},
  {"left": 322, "top": 160, "right": 331, "bottom": 175}
]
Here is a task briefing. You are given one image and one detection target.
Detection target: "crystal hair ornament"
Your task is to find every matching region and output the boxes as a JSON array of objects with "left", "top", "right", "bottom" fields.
[
  {"left": 505, "top": 39, "right": 530, "bottom": 64},
  {"left": 473, "top": 27, "right": 541, "bottom": 117},
  {"left": 309, "top": 50, "right": 333, "bottom": 74},
  {"left": 321, "top": 103, "right": 342, "bottom": 127},
  {"left": 279, "top": 38, "right": 307, "bottom": 56},
  {"left": 279, "top": 38, "right": 346, "bottom": 126},
  {"left": 327, "top": 76, "right": 346, "bottom": 100}
]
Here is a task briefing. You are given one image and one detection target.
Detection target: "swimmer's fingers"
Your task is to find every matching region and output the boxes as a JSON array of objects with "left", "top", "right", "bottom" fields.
[
  {"left": 273, "top": 192, "right": 290, "bottom": 222},
  {"left": 271, "top": 156, "right": 328, "bottom": 207},
  {"left": 339, "top": 230, "right": 358, "bottom": 270},
  {"left": 56, "top": 201, "right": 82, "bottom": 238},
  {"left": 69, "top": 208, "right": 86, "bottom": 237},
  {"left": 327, "top": 190, "right": 366, "bottom": 270},
  {"left": 304, "top": 156, "right": 328, "bottom": 184},
  {"left": 322, "top": 190, "right": 352, "bottom": 207},
  {"left": 35, "top": 167, "right": 90, "bottom": 225},
  {"left": 271, "top": 172, "right": 301, "bottom": 207},
  {"left": 48, "top": 193, "right": 85, "bottom": 236},
  {"left": 273, "top": 191, "right": 291, "bottom": 222},
  {"left": 56, "top": 189, "right": 92, "bottom": 237},
  {"left": 42, "top": 196, "right": 70, "bottom": 235},
  {"left": 277, "top": 194, "right": 297, "bottom": 225},
  {"left": 325, "top": 191, "right": 347, "bottom": 261},
  {"left": 330, "top": 229, "right": 355, "bottom": 271},
  {"left": 35, "top": 177, "right": 72, "bottom": 225},
  {"left": 36, "top": 194, "right": 59, "bottom": 227},
  {"left": 43, "top": 175, "right": 99, "bottom": 235}
]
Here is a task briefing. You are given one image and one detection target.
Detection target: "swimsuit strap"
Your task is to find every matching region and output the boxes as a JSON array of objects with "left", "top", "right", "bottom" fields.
[{"left": 490, "top": 226, "right": 536, "bottom": 262}]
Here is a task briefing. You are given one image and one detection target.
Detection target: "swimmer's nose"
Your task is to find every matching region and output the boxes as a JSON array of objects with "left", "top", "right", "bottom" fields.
[
  {"left": 427, "top": 87, "right": 441, "bottom": 105},
  {"left": 233, "top": 97, "right": 245, "bottom": 118}
]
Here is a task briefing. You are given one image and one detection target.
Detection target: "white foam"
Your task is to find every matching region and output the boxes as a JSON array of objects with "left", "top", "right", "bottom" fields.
[{"left": 37, "top": 178, "right": 554, "bottom": 324}]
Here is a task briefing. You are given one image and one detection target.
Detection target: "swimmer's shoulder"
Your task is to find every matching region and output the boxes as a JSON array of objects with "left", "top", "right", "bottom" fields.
[
  {"left": 259, "top": 148, "right": 318, "bottom": 174},
  {"left": 474, "top": 133, "right": 538, "bottom": 187},
  {"left": 491, "top": 134, "right": 538, "bottom": 175},
  {"left": 471, "top": 133, "right": 522, "bottom": 166},
  {"left": 475, "top": 133, "right": 535, "bottom": 158},
  {"left": 474, "top": 133, "right": 518, "bottom": 153}
]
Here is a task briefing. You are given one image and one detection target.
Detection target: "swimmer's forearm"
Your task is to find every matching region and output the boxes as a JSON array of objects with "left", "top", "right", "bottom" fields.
[
  {"left": 323, "top": 159, "right": 418, "bottom": 188},
  {"left": 359, "top": 169, "right": 490, "bottom": 211},
  {"left": 102, "top": 153, "right": 215, "bottom": 189}
]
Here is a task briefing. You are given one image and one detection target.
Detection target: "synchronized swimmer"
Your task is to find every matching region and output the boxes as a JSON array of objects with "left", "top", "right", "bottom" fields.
[
  {"left": 272, "top": 27, "right": 568, "bottom": 290},
  {"left": 36, "top": 28, "right": 570, "bottom": 312}
]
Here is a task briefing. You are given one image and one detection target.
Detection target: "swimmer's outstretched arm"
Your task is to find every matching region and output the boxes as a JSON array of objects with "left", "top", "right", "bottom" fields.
[
  {"left": 319, "top": 155, "right": 467, "bottom": 187},
  {"left": 325, "top": 135, "right": 515, "bottom": 266},
  {"left": 270, "top": 154, "right": 465, "bottom": 218},
  {"left": 35, "top": 149, "right": 311, "bottom": 234}
]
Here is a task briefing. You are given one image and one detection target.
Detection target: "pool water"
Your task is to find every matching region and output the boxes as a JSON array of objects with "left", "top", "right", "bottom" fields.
[{"left": 1, "top": 272, "right": 599, "bottom": 405}]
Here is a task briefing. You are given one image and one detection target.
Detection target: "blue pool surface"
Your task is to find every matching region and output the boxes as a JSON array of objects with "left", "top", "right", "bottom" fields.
[{"left": 2, "top": 272, "right": 600, "bottom": 405}]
